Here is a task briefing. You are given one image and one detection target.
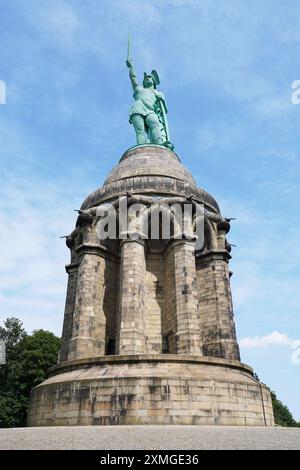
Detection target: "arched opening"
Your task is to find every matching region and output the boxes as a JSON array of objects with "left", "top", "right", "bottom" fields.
[{"left": 137, "top": 205, "right": 180, "bottom": 354}]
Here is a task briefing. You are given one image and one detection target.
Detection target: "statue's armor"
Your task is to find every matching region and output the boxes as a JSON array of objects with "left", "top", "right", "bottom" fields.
[{"left": 129, "top": 86, "right": 157, "bottom": 122}]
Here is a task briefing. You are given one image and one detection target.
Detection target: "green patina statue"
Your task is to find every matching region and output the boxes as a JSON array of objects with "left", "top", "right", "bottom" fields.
[{"left": 126, "top": 38, "right": 173, "bottom": 149}]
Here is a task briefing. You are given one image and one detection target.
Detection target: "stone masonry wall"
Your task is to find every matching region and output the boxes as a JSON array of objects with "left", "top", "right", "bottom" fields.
[
  {"left": 163, "top": 245, "right": 177, "bottom": 353},
  {"left": 144, "top": 254, "right": 164, "bottom": 353},
  {"left": 103, "top": 257, "right": 119, "bottom": 355},
  {"left": 27, "top": 358, "right": 274, "bottom": 427}
]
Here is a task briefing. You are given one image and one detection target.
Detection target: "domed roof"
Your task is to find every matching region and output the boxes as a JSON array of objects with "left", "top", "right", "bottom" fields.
[
  {"left": 81, "top": 145, "right": 220, "bottom": 213},
  {"left": 104, "top": 145, "right": 196, "bottom": 186}
]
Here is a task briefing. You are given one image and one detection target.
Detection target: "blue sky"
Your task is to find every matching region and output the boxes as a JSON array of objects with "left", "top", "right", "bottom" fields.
[{"left": 0, "top": 0, "right": 299, "bottom": 420}]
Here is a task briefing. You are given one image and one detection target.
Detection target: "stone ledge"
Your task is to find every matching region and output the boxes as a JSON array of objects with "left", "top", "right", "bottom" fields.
[
  {"left": 120, "top": 144, "right": 181, "bottom": 163},
  {"left": 49, "top": 354, "right": 253, "bottom": 377}
]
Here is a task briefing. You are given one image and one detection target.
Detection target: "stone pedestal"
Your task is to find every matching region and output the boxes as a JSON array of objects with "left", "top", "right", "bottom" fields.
[
  {"left": 27, "top": 356, "right": 274, "bottom": 426},
  {"left": 28, "top": 145, "right": 274, "bottom": 426}
]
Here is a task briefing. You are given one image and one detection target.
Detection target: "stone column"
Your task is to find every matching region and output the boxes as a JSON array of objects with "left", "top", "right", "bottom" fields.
[
  {"left": 171, "top": 239, "right": 202, "bottom": 354},
  {"left": 58, "top": 262, "right": 78, "bottom": 363},
  {"left": 196, "top": 250, "right": 240, "bottom": 360},
  {"left": 117, "top": 239, "right": 146, "bottom": 354},
  {"left": 68, "top": 244, "right": 107, "bottom": 360}
]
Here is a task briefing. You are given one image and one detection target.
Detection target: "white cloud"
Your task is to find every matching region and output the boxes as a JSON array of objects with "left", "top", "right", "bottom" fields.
[
  {"left": 240, "top": 331, "right": 299, "bottom": 349},
  {"left": 0, "top": 176, "right": 75, "bottom": 335},
  {"left": 0, "top": 115, "right": 87, "bottom": 335}
]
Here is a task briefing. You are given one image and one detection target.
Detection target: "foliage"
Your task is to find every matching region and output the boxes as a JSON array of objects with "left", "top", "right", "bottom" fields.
[
  {"left": 271, "top": 391, "right": 300, "bottom": 427},
  {"left": 254, "top": 372, "right": 299, "bottom": 427},
  {"left": 0, "top": 317, "right": 60, "bottom": 427}
]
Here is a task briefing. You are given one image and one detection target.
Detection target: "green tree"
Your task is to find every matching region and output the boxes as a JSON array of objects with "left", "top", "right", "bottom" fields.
[
  {"left": 254, "top": 372, "right": 299, "bottom": 427},
  {"left": 19, "top": 329, "right": 60, "bottom": 397},
  {"left": 0, "top": 317, "right": 27, "bottom": 349},
  {"left": 271, "top": 391, "right": 299, "bottom": 427},
  {"left": 0, "top": 318, "right": 27, "bottom": 427},
  {"left": 0, "top": 317, "right": 60, "bottom": 427}
]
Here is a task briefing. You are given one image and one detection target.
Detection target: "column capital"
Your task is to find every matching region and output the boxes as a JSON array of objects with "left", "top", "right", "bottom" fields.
[
  {"left": 164, "top": 236, "right": 196, "bottom": 257},
  {"left": 196, "top": 249, "right": 231, "bottom": 265},
  {"left": 119, "top": 232, "right": 146, "bottom": 248},
  {"left": 75, "top": 243, "right": 120, "bottom": 263}
]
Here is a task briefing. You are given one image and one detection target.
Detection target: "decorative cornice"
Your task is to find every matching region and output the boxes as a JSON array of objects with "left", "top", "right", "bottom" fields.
[{"left": 80, "top": 178, "right": 220, "bottom": 214}]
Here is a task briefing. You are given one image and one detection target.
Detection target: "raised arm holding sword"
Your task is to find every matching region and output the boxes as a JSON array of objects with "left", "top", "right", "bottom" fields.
[{"left": 126, "top": 35, "right": 173, "bottom": 150}]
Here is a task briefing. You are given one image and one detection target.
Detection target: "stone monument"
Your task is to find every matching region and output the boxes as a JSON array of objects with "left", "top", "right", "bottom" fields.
[{"left": 27, "top": 51, "right": 274, "bottom": 426}]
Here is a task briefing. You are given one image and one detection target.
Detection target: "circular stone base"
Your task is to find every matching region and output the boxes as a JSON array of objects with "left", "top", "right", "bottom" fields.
[{"left": 27, "top": 355, "right": 274, "bottom": 426}]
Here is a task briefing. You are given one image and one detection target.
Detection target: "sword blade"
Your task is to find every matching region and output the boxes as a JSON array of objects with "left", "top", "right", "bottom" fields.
[{"left": 127, "top": 33, "right": 131, "bottom": 61}]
